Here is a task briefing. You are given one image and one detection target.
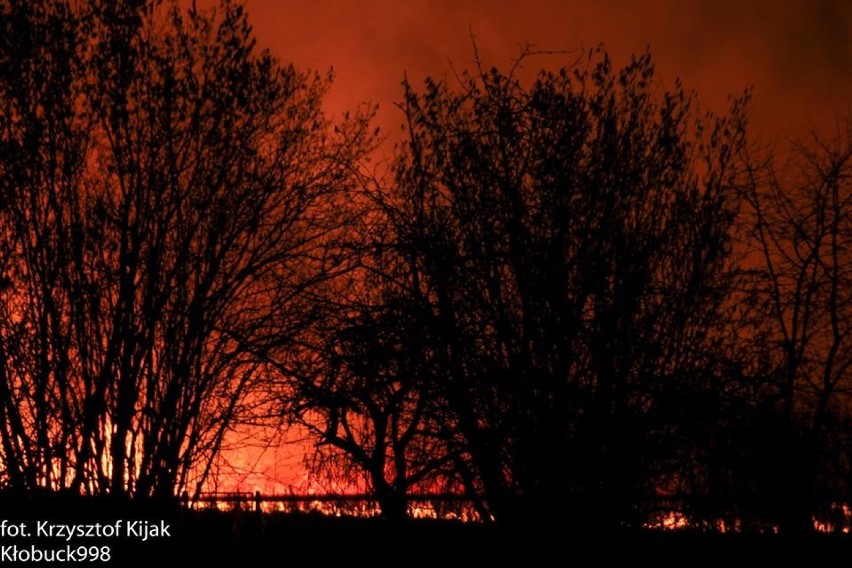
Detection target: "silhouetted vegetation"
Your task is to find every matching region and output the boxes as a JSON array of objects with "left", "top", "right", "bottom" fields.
[
  {"left": 8, "top": 494, "right": 852, "bottom": 567},
  {"left": 0, "top": 0, "right": 851, "bottom": 538},
  {"left": 292, "top": 48, "right": 754, "bottom": 527},
  {"left": 0, "top": 0, "right": 373, "bottom": 499}
]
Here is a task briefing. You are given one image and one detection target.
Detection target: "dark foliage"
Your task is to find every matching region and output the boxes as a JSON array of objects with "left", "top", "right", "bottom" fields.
[{"left": 1, "top": 0, "right": 852, "bottom": 535}]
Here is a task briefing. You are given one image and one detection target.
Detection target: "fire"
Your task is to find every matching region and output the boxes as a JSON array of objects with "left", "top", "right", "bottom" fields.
[
  {"left": 813, "top": 504, "right": 852, "bottom": 534},
  {"left": 643, "top": 511, "right": 690, "bottom": 531}
]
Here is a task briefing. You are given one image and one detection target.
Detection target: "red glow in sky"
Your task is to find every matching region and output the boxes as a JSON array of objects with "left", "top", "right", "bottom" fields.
[{"left": 229, "top": 0, "right": 850, "bottom": 141}]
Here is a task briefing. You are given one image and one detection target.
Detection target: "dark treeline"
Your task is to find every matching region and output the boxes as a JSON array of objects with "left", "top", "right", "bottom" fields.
[{"left": 0, "top": 0, "right": 851, "bottom": 535}]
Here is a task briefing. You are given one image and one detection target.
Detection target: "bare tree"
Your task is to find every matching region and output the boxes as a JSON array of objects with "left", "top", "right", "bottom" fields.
[
  {"left": 381, "top": 48, "right": 748, "bottom": 526},
  {"left": 283, "top": 248, "right": 467, "bottom": 522},
  {"left": 0, "top": 0, "right": 374, "bottom": 498},
  {"left": 286, "top": 47, "right": 750, "bottom": 526},
  {"left": 740, "top": 118, "right": 852, "bottom": 533},
  {"left": 0, "top": 0, "right": 92, "bottom": 491}
]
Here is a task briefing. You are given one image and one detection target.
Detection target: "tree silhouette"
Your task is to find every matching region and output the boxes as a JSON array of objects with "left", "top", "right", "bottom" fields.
[
  {"left": 282, "top": 241, "right": 466, "bottom": 521},
  {"left": 739, "top": 118, "right": 852, "bottom": 534},
  {"left": 4, "top": 0, "right": 852, "bottom": 535},
  {"left": 0, "top": 0, "right": 373, "bottom": 498},
  {"left": 292, "top": 48, "right": 750, "bottom": 525}
]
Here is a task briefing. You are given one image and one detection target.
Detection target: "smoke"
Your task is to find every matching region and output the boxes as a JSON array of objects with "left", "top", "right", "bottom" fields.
[{"left": 184, "top": 0, "right": 849, "bottom": 137}]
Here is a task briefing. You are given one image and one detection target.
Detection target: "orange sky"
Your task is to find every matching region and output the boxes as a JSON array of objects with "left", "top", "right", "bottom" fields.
[{"left": 225, "top": 0, "right": 852, "bottom": 144}]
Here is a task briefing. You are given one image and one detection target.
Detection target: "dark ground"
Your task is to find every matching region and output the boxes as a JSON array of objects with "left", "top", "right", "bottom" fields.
[{"left": 0, "top": 494, "right": 849, "bottom": 566}]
